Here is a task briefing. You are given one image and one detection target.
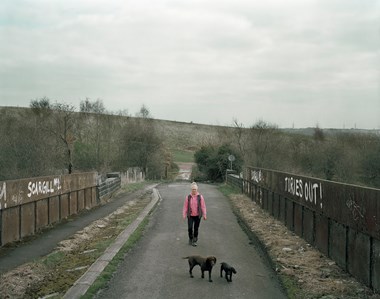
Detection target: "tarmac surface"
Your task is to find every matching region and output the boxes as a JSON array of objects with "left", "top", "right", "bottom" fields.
[
  {"left": 0, "top": 182, "right": 287, "bottom": 298},
  {"left": 94, "top": 182, "right": 286, "bottom": 299}
]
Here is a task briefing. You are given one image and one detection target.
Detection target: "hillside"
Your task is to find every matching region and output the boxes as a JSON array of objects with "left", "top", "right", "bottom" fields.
[
  {"left": 1, "top": 106, "right": 379, "bottom": 187},
  {"left": 1, "top": 106, "right": 232, "bottom": 150},
  {"left": 2, "top": 106, "right": 378, "bottom": 147},
  {"left": 282, "top": 127, "right": 380, "bottom": 136},
  {"left": 151, "top": 118, "right": 236, "bottom": 151},
  {"left": 150, "top": 115, "right": 380, "bottom": 151}
]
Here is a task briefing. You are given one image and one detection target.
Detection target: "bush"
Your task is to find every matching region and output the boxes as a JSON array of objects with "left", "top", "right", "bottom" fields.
[{"left": 194, "top": 143, "right": 243, "bottom": 182}]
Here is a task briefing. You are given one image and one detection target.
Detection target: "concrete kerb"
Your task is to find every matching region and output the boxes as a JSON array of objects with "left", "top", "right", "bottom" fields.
[{"left": 63, "top": 188, "right": 162, "bottom": 299}]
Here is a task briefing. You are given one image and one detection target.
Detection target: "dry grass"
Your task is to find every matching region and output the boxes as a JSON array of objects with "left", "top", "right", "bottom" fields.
[
  {"left": 0, "top": 195, "right": 151, "bottom": 299},
  {"left": 229, "top": 193, "right": 380, "bottom": 299}
]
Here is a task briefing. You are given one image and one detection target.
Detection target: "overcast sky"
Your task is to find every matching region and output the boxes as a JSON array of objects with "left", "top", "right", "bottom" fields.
[{"left": 1, "top": 0, "right": 379, "bottom": 129}]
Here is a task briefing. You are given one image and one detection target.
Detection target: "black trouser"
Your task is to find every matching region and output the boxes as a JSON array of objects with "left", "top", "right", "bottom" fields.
[{"left": 188, "top": 216, "right": 201, "bottom": 240}]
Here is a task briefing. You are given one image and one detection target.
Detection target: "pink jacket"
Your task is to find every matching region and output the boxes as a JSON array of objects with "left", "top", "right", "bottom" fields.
[{"left": 182, "top": 192, "right": 207, "bottom": 219}]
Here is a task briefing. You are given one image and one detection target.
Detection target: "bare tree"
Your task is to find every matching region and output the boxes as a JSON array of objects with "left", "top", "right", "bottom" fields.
[
  {"left": 313, "top": 125, "right": 325, "bottom": 142},
  {"left": 119, "top": 105, "right": 163, "bottom": 177},
  {"left": 136, "top": 104, "right": 151, "bottom": 118},
  {"left": 232, "top": 118, "right": 249, "bottom": 162},
  {"left": 0, "top": 108, "right": 51, "bottom": 179},
  {"left": 30, "top": 98, "right": 78, "bottom": 175},
  {"left": 78, "top": 98, "right": 107, "bottom": 169},
  {"left": 247, "top": 120, "right": 279, "bottom": 168},
  {"left": 50, "top": 102, "right": 77, "bottom": 173}
]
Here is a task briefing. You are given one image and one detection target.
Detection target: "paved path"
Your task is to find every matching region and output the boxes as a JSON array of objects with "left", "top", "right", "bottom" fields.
[
  {"left": 64, "top": 188, "right": 161, "bottom": 299},
  {"left": 95, "top": 182, "right": 286, "bottom": 299},
  {"left": 175, "top": 162, "right": 194, "bottom": 180}
]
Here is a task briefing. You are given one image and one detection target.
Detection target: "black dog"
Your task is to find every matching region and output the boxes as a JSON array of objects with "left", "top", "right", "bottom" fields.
[
  {"left": 183, "top": 255, "right": 217, "bottom": 282},
  {"left": 220, "top": 262, "right": 237, "bottom": 282}
]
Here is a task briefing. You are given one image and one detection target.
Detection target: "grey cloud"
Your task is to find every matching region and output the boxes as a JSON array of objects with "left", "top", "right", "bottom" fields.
[{"left": 0, "top": 0, "right": 379, "bottom": 129}]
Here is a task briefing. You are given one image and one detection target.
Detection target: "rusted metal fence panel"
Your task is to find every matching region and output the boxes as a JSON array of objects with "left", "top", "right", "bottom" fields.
[
  {"left": 303, "top": 208, "right": 314, "bottom": 245},
  {"left": 243, "top": 167, "right": 380, "bottom": 239},
  {"left": 273, "top": 193, "right": 280, "bottom": 219},
  {"left": 329, "top": 220, "right": 347, "bottom": 270},
  {"left": 285, "top": 200, "right": 294, "bottom": 231},
  {"left": 0, "top": 172, "right": 122, "bottom": 247},
  {"left": 49, "top": 196, "right": 60, "bottom": 225},
  {"left": 279, "top": 195, "right": 286, "bottom": 223},
  {"left": 263, "top": 189, "right": 268, "bottom": 211},
  {"left": 60, "top": 194, "right": 69, "bottom": 219},
  {"left": 0, "top": 172, "right": 98, "bottom": 246},
  {"left": 0, "top": 173, "right": 97, "bottom": 210},
  {"left": 315, "top": 213, "right": 329, "bottom": 255},
  {"left": 268, "top": 192, "right": 274, "bottom": 216},
  {"left": 69, "top": 192, "right": 78, "bottom": 215},
  {"left": 78, "top": 190, "right": 85, "bottom": 211},
  {"left": 229, "top": 167, "right": 380, "bottom": 292},
  {"left": 21, "top": 203, "right": 35, "bottom": 238},
  {"left": 2, "top": 207, "right": 19, "bottom": 245},
  {"left": 348, "top": 230, "right": 370, "bottom": 285},
  {"left": 36, "top": 199, "right": 49, "bottom": 230},
  {"left": 372, "top": 239, "right": 380, "bottom": 291},
  {"left": 294, "top": 203, "right": 303, "bottom": 237}
]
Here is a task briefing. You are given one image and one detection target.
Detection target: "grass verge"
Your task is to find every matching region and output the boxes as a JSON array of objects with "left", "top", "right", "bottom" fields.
[
  {"left": 81, "top": 217, "right": 149, "bottom": 298},
  {"left": 218, "top": 183, "right": 241, "bottom": 197},
  {"left": 172, "top": 149, "right": 194, "bottom": 163},
  {"left": 217, "top": 183, "right": 290, "bottom": 297},
  {"left": 16, "top": 185, "right": 154, "bottom": 298}
]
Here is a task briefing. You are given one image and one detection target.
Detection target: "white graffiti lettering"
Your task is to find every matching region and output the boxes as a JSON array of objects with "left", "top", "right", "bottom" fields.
[
  {"left": 285, "top": 176, "right": 323, "bottom": 207},
  {"left": 346, "top": 195, "right": 364, "bottom": 222},
  {"left": 0, "top": 182, "right": 5, "bottom": 210},
  {"left": 304, "top": 182, "right": 320, "bottom": 204},
  {"left": 0, "top": 182, "right": 5, "bottom": 201},
  {"left": 251, "top": 170, "right": 263, "bottom": 183},
  {"left": 27, "top": 178, "right": 61, "bottom": 198},
  {"left": 285, "top": 177, "right": 303, "bottom": 197}
]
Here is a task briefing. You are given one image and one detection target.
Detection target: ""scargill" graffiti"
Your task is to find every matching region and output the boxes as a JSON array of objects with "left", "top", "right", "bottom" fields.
[{"left": 27, "top": 178, "right": 62, "bottom": 198}]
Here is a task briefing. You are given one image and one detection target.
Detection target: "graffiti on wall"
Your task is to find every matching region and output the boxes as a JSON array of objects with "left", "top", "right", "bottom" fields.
[
  {"left": 284, "top": 176, "right": 323, "bottom": 209},
  {"left": 251, "top": 170, "right": 264, "bottom": 205},
  {"left": 0, "top": 182, "right": 6, "bottom": 209},
  {"left": 27, "top": 177, "right": 62, "bottom": 198},
  {"left": 346, "top": 193, "right": 364, "bottom": 222},
  {"left": 251, "top": 170, "right": 263, "bottom": 183}
]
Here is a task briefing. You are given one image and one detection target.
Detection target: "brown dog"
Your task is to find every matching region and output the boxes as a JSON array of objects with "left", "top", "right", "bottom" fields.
[
  {"left": 220, "top": 262, "right": 237, "bottom": 282},
  {"left": 183, "top": 255, "right": 217, "bottom": 282}
]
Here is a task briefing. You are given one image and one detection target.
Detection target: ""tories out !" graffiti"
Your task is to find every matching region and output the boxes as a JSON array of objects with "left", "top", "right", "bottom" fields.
[{"left": 284, "top": 176, "right": 323, "bottom": 209}]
